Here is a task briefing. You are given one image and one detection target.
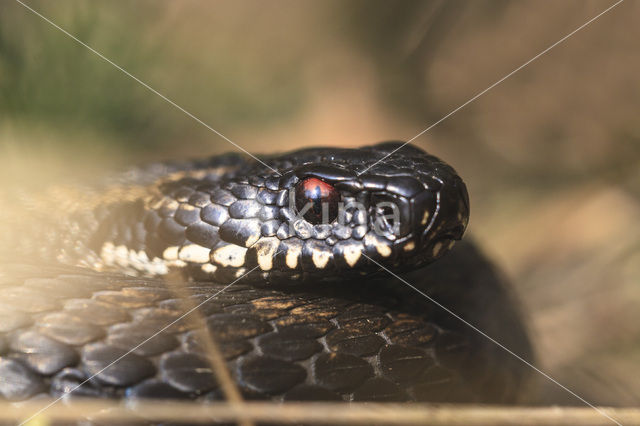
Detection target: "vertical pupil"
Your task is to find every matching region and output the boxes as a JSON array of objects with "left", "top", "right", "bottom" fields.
[{"left": 295, "top": 177, "right": 339, "bottom": 224}]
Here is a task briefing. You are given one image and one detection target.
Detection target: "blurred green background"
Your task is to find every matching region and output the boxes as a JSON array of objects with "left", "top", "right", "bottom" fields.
[{"left": 1, "top": 0, "right": 639, "bottom": 406}]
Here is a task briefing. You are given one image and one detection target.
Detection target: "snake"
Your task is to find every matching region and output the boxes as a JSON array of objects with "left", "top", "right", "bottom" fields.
[{"left": 0, "top": 141, "right": 533, "bottom": 407}]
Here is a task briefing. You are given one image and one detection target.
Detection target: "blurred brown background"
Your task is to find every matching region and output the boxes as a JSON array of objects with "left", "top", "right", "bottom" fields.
[{"left": 1, "top": 0, "right": 638, "bottom": 406}]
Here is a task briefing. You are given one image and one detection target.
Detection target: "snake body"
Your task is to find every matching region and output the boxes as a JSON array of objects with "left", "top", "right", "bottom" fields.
[{"left": 0, "top": 142, "right": 532, "bottom": 404}]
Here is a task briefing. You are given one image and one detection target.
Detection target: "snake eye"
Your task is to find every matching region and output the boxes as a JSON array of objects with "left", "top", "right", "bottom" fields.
[{"left": 295, "top": 177, "right": 339, "bottom": 224}]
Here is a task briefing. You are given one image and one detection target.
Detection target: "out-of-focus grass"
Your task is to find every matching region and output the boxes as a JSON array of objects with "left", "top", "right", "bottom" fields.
[{"left": 0, "top": 0, "right": 306, "bottom": 156}]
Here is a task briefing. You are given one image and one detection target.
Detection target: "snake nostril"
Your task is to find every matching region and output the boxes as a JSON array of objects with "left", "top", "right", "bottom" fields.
[{"left": 370, "top": 194, "right": 411, "bottom": 238}]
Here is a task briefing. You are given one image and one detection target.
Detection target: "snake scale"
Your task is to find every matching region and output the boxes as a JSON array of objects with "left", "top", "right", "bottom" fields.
[{"left": 0, "top": 142, "right": 532, "bottom": 407}]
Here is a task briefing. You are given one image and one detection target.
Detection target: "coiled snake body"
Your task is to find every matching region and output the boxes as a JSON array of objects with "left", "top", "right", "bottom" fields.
[{"left": 0, "top": 142, "right": 532, "bottom": 404}]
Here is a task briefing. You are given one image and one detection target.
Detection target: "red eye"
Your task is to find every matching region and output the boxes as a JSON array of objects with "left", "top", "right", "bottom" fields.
[{"left": 295, "top": 177, "right": 339, "bottom": 224}]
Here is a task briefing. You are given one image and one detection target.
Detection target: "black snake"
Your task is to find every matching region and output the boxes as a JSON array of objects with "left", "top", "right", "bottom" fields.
[{"left": 0, "top": 142, "right": 532, "bottom": 406}]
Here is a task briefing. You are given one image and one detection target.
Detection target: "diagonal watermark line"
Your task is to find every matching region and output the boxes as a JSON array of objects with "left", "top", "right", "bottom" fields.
[
  {"left": 359, "top": 0, "right": 624, "bottom": 176},
  {"left": 360, "top": 252, "right": 622, "bottom": 426},
  {"left": 18, "top": 264, "right": 263, "bottom": 426},
  {"left": 14, "top": 0, "right": 281, "bottom": 177}
]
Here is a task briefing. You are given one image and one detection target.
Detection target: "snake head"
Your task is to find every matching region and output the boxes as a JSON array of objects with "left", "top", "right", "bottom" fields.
[
  {"left": 94, "top": 142, "right": 469, "bottom": 283},
  {"left": 234, "top": 141, "right": 470, "bottom": 282}
]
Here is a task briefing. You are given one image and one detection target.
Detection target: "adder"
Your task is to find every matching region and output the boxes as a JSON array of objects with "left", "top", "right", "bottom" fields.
[{"left": 0, "top": 141, "right": 532, "bottom": 404}]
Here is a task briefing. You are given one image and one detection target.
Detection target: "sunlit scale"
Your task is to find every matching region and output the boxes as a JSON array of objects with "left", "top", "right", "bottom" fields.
[{"left": 294, "top": 177, "right": 340, "bottom": 224}]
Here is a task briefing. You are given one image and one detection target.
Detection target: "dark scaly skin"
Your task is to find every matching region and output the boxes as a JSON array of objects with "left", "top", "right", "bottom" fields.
[{"left": 0, "top": 142, "right": 533, "bottom": 405}]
